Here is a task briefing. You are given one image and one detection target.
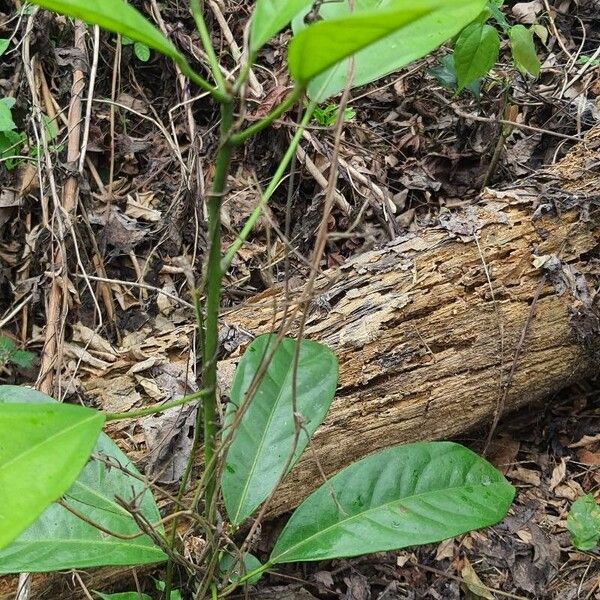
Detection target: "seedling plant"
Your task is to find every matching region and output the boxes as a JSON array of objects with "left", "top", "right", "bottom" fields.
[{"left": 0, "top": 1, "right": 516, "bottom": 598}]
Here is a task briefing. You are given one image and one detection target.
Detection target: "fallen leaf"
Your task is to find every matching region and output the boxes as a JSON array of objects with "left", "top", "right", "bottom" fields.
[{"left": 461, "top": 556, "right": 494, "bottom": 600}]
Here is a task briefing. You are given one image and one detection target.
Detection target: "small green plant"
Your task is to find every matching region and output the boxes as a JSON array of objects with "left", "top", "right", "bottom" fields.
[
  {"left": 431, "top": 0, "right": 541, "bottom": 94},
  {"left": 0, "top": 97, "right": 26, "bottom": 170},
  {"left": 568, "top": 494, "right": 600, "bottom": 551},
  {"left": 122, "top": 36, "right": 151, "bottom": 62},
  {"left": 0, "top": 1, "right": 516, "bottom": 598},
  {"left": 313, "top": 103, "right": 356, "bottom": 126},
  {"left": 577, "top": 55, "right": 600, "bottom": 68},
  {"left": 0, "top": 337, "right": 35, "bottom": 369}
]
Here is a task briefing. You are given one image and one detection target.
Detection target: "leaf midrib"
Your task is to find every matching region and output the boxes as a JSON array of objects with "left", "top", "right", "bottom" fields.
[
  {"left": 232, "top": 349, "right": 322, "bottom": 523},
  {"left": 272, "top": 478, "right": 506, "bottom": 562}
]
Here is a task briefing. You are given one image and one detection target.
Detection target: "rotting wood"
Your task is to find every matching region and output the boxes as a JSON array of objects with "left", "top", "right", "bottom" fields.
[{"left": 2, "top": 132, "right": 599, "bottom": 600}]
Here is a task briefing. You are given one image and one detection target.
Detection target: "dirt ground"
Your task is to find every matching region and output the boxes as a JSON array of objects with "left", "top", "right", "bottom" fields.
[{"left": 1, "top": 0, "right": 599, "bottom": 598}]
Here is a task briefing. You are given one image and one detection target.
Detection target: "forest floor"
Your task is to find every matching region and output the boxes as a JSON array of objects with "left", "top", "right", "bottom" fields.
[{"left": 1, "top": 0, "right": 599, "bottom": 598}]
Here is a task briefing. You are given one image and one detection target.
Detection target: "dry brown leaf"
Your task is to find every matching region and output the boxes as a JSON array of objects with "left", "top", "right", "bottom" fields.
[
  {"left": 576, "top": 448, "right": 600, "bottom": 465},
  {"left": 435, "top": 538, "right": 455, "bottom": 561},
  {"left": 549, "top": 459, "right": 566, "bottom": 491},
  {"left": 512, "top": 0, "right": 543, "bottom": 23},
  {"left": 461, "top": 556, "right": 494, "bottom": 600},
  {"left": 508, "top": 466, "right": 541, "bottom": 486}
]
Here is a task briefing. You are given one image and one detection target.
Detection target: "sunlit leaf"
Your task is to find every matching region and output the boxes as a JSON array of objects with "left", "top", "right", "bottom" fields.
[
  {"left": 0, "top": 397, "right": 104, "bottom": 549},
  {"left": 567, "top": 494, "right": 600, "bottom": 551},
  {"left": 29, "top": 0, "right": 182, "bottom": 63},
  {"left": 0, "top": 386, "right": 166, "bottom": 572},
  {"left": 250, "top": 0, "right": 314, "bottom": 53}
]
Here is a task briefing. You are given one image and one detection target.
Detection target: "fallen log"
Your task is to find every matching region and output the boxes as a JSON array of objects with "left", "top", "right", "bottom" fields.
[
  {"left": 2, "top": 131, "right": 599, "bottom": 599},
  {"left": 227, "top": 179, "right": 600, "bottom": 518}
]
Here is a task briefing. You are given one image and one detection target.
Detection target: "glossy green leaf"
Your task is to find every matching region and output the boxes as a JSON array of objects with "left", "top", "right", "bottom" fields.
[
  {"left": 28, "top": 0, "right": 182, "bottom": 63},
  {"left": 0, "top": 399, "right": 104, "bottom": 549},
  {"left": 454, "top": 22, "right": 500, "bottom": 90},
  {"left": 0, "top": 386, "right": 166, "bottom": 572},
  {"left": 567, "top": 494, "right": 600, "bottom": 551},
  {"left": 271, "top": 442, "right": 515, "bottom": 563},
  {"left": 222, "top": 335, "right": 338, "bottom": 526},
  {"left": 220, "top": 552, "right": 264, "bottom": 585},
  {"left": 250, "top": 0, "right": 314, "bottom": 53},
  {"left": 509, "top": 24, "right": 540, "bottom": 77},
  {"left": 291, "top": 0, "right": 486, "bottom": 100},
  {"left": 0, "top": 39, "right": 9, "bottom": 57}
]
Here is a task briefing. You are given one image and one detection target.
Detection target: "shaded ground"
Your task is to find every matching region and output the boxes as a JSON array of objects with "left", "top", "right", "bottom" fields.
[{"left": 0, "top": 0, "right": 599, "bottom": 597}]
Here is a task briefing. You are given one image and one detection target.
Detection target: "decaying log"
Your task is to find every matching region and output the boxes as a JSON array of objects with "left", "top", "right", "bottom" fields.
[
  {"left": 2, "top": 133, "right": 599, "bottom": 599},
  {"left": 227, "top": 185, "right": 599, "bottom": 518}
]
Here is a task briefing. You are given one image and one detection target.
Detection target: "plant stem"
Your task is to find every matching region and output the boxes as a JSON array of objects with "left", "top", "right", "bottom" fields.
[
  {"left": 163, "top": 100, "right": 234, "bottom": 600},
  {"left": 203, "top": 100, "right": 234, "bottom": 523},
  {"left": 218, "top": 562, "right": 272, "bottom": 598},
  {"left": 190, "top": 0, "right": 227, "bottom": 91},
  {"left": 221, "top": 100, "right": 316, "bottom": 273},
  {"left": 229, "top": 86, "right": 304, "bottom": 145},
  {"left": 104, "top": 388, "right": 211, "bottom": 421},
  {"left": 176, "top": 58, "right": 229, "bottom": 103}
]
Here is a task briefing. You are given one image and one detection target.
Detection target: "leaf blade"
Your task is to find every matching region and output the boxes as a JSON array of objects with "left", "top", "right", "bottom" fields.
[
  {"left": 509, "top": 24, "right": 540, "bottom": 77},
  {"left": 29, "top": 0, "right": 182, "bottom": 63},
  {"left": 287, "top": 4, "right": 435, "bottom": 85},
  {"left": 222, "top": 335, "right": 338, "bottom": 526},
  {"left": 0, "top": 386, "right": 166, "bottom": 572},
  {"left": 0, "top": 401, "right": 105, "bottom": 549},
  {"left": 250, "top": 0, "right": 315, "bottom": 53},
  {"left": 454, "top": 22, "right": 500, "bottom": 90},
  {"left": 270, "top": 442, "right": 515, "bottom": 563}
]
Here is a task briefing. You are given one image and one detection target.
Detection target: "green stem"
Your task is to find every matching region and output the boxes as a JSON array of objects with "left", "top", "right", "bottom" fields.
[
  {"left": 163, "top": 104, "right": 233, "bottom": 600},
  {"left": 218, "top": 563, "right": 272, "bottom": 598},
  {"left": 176, "top": 58, "right": 229, "bottom": 103},
  {"left": 229, "top": 87, "right": 304, "bottom": 145},
  {"left": 190, "top": 0, "right": 227, "bottom": 91},
  {"left": 221, "top": 100, "right": 316, "bottom": 273},
  {"left": 104, "top": 388, "right": 211, "bottom": 421},
  {"left": 203, "top": 100, "right": 234, "bottom": 523},
  {"left": 231, "top": 53, "right": 257, "bottom": 95}
]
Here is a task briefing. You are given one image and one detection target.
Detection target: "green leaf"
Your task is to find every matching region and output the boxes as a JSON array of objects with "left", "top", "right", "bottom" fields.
[
  {"left": 28, "top": 0, "right": 183, "bottom": 63},
  {"left": 454, "top": 22, "right": 500, "bottom": 90},
  {"left": 94, "top": 593, "right": 152, "bottom": 600},
  {"left": 220, "top": 552, "right": 264, "bottom": 585},
  {"left": 133, "top": 41, "right": 150, "bottom": 62},
  {"left": 0, "top": 130, "right": 26, "bottom": 169},
  {"left": 8, "top": 350, "right": 36, "bottom": 369},
  {"left": 288, "top": 3, "right": 435, "bottom": 86},
  {"left": 250, "top": 0, "right": 315, "bottom": 53},
  {"left": 487, "top": 0, "right": 509, "bottom": 32},
  {"left": 291, "top": 0, "right": 486, "bottom": 101},
  {"left": 0, "top": 400, "right": 104, "bottom": 549},
  {"left": 0, "top": 97, "right": 17, "bottom": 132},
  {"left": 567, "top": 494, "right": 600, "bottom": 551},
  {"left": 0, "top": 39, "right": 9, "bottom": 56},
  {"left": 0, "top": 386, "right": 166, "bottom": 572},
  {"left": 222, "top": 335, "right": 338, "bottom": 526},
  {"left": 509, "top": 24, "right": 540, "bottom": 77},
  {"left": 270, "top": 442, "right": 514, "bottom": 563}
]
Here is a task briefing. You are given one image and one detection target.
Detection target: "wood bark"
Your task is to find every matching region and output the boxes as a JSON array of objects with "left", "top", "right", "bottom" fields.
[{"left": 2, "top": 132, "right": 599, "bottom": 599}]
